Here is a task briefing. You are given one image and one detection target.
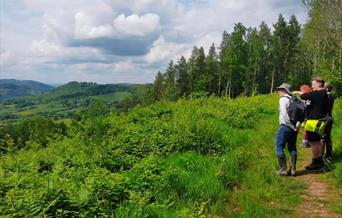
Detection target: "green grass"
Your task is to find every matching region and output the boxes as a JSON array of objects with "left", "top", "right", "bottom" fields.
[
  {"left": 327, "top": 99, "right": 342, "bottom": 215},
  {"left": 0, "top": 94, "right": 341, "bottom": 217}
]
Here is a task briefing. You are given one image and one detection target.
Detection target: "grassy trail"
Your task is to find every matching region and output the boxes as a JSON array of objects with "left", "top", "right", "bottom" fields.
[
  {"left": 239, "top": 96, "right": 342, "bottom": 218},
  {"left": 292, "top": 147, "right": 342, "bottom": 218}
]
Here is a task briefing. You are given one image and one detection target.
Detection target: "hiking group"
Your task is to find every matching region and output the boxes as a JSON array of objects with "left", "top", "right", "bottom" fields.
[{"left": 275, "top": 77, "right": 335, "bottom": 177}]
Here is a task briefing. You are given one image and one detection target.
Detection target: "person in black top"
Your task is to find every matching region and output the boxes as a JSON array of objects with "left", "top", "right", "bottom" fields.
[
  {"left": 294, "top": 77, "right": 328, "bottom": 170},
  {"left": 324, "top": 82, "right": 334, "bottom": 159}
]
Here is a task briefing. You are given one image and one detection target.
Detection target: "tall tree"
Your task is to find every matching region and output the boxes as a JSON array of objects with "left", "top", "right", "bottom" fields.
[
  {"left": 150, "top": 7, "right": 341, "bottom": 102},
  {"left": 270, "top": 14, "right": 289, "bottom": 92},
  {"left": 188, "top": 46, "right": 208, "bottom": 93},
  {"left": 287, "top": 15, "right": 302, "bottom": 88},
  {"left": 257, "top": 21, "right": 273, "bottom": 94},
  {"left": 187, "top": 46, "right": 199, "bottom": 93},
  {"left": 228, "top": 23, "right": 248, "bottom": 97},
  {"left": 175, "top": 56, "right": 189, "bottom": 97},
  {"left": 153, "top": 71, "right": 165, "bottom": 101},
  {"left": 303, "top": 0, "right": 342, "bottom": 95},
  {"left": 163, "top": 61, "right": 178, "bottom": 101},
  {"left": 219, "top": 31, "right": 231, "bottom": 96},
  {"left": 245, "top": 27, "right": 263, "bottom": 96},
  {"left": 206, "top": 43, "right": 220, "bottom": 94}
]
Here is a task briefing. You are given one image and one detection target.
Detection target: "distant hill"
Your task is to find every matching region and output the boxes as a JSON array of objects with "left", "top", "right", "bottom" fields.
[
  {"left": 0, "top": 81, "right": 150, "bottom": 121},
  {"left": 47, "top": 83, "right": 64, "bottom": 88},
  {"left": 0, "top": 79, "right": 53, "bottom": 99},
  {"left": 47, "top": 81, "right": 140, "bottom": 100}
]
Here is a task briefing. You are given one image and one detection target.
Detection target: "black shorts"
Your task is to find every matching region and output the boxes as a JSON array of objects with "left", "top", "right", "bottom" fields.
[{"left": 307, "top": 131, "right": 322, "bottom": 142}]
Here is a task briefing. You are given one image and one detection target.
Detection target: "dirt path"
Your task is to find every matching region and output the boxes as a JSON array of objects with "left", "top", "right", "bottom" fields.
[{"left": 293, "top": 147, "right": 342, "bottom": 218}]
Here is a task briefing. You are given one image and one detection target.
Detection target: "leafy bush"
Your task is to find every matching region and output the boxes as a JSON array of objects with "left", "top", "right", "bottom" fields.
[{"left": 2, "top": 94, "right": 339, "bottom": 217}]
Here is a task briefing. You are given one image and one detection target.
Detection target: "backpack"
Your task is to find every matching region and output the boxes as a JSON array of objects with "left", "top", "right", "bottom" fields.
[{"left": 282, "top": 96, "right": 306, "bottom": 125}]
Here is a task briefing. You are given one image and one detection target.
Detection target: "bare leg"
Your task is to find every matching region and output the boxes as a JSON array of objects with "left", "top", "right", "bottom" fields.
[
  {"left": 318, "top": 141, "right": 324, "bottom": 157},
  {"left": 310, "top": 141, "right": 324, "bottom": 158},
  {"left": 306, "top": 141, "right": 325, "bottom": 170}
]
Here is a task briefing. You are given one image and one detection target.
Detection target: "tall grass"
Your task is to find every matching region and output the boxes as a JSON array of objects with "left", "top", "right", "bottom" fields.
[
  {"left": 0, "top": 95, "right": 340, "bottom": 217},
  {"left": 331, "top": 99, "right": 342, "bottom": 184}
]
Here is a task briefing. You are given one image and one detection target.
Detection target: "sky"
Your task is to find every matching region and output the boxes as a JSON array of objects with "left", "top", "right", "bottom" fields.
[{"left": 0, "top": 0, "right": 308, "bottom": 84}]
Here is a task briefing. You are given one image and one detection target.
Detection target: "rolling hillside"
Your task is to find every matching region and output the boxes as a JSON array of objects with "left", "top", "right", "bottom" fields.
[
  {"left": 0, "top": 81, "right": 150, "bottom": 121},
  {"left": 0, "top": 79, "right": 53, "bottom": 100}
]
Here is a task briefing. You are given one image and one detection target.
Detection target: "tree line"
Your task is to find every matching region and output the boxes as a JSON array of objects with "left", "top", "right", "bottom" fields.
[{"left": 151, "top": 1, "right": 341, "bottom": 102}]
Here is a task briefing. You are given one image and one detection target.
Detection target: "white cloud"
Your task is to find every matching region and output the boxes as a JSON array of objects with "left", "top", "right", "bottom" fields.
[
  {"left": 1, "top": 0, "right": 308, "bottom": 84},
  {"left": 74, "top": 12, "right": 114, "bottom": 39},
  {"left": 30, "top": 39, "right": 61, "bottom": 55},
  {"left": 112, "top": 60, "right": 136, "bottom": 72},
  {"left": 113, "top": 13, "right": 160, "bottom": 37},
  {"left": 0, "top": 51, "right": 15, "bottom": 66},
  {"left": 145, "top": 36, "right": 187, "bottom": 64}
]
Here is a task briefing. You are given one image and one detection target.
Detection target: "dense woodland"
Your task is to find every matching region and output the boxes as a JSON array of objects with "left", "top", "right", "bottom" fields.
[{"left": 149, "top": 0, "right": 341, "bottom": 102}]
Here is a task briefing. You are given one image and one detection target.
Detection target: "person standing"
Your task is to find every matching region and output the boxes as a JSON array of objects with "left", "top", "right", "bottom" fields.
[
  {"left": 324, "top": 82, "right": 334, "bottom": 159},
  {"left": 299, "top": 85, "right": 312, "bottom": 148},
  {"left": 275, "top": 83, "right": 298, "bottom": 176},
  {"left": 296, "top": 77, "right": 328, "bottom": 170}
]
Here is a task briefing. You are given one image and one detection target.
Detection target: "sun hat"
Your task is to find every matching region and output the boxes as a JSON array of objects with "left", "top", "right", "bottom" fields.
[{"left": 276, "top": 83, "right": 292, "bottom": 95}]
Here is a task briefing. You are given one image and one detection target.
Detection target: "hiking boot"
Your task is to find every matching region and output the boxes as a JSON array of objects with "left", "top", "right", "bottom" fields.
[
  {"left": 276, "top": 155, "right": 288, "bottom": 176},
  {"left": 317, "top": 157, "right": 324, "bottom": 168},
  {"left": 289, "top": 153, "right": 297, "bottom": 176},
  {"left": 305, "top": 158, "right": 317, "bottom": 170},
  {"left": 305, "top": 157, "right": 324, "bottom": 170}
]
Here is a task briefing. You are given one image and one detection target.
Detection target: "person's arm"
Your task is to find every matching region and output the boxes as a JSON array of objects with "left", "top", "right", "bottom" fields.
[
  {"left": 292, "top": 91, "right": 302, "bottom": 95},
  {"left": 300, "top": 92, "right": 313, "bottom": 101},
  {"left": 292, "top": 91, "right": 302, "bottom": 99}
]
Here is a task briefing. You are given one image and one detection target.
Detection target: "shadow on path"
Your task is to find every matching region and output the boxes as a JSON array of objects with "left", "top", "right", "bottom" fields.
[{"left": 295, "top": 168, "right": 326, "bottom": 177}]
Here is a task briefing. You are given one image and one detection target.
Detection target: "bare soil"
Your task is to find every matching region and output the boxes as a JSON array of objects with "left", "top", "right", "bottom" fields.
[{"left": 293, "top": 148, "right": 342, "bottom": 218}]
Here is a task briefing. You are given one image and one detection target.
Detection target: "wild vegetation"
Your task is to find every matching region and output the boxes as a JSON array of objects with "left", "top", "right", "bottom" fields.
[{"left": 0, "top": 95, "right": 341, "bottom": 217}]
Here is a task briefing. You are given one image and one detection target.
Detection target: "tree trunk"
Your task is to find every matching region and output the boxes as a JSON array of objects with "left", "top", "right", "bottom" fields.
[
  {"left": 217, "top": 72, "right": 222, "bottom": 96},
  {"left": 339, "top": 45, "right": 342, "bottom": 74},
  {"left": 252, "top": 65, "right": 258, "bottom": 97},
  {"left": 270, "top": 66, "right": 275, "bottom": 93},
  {"left": 228, "top": 78, "right": 231, "bottom": 98}
]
